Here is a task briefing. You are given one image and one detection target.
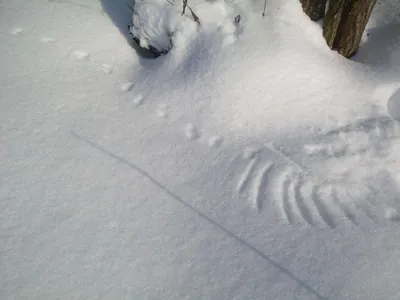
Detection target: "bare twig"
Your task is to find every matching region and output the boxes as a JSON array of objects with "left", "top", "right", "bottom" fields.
[
  {"left": 262, "top": 0, "right": 267, "bottom": 16},
  {"left": 188, "top": 6, "right": 201, "bottom": 24},
  {"left": 235, "top": 15, "right": 241, "bottom": 24},
  {"left": 182, "top": 0, "right": 187, "bottom": 15},
  {"left": 166, "top": 0, "right": 175, "bottom": 5},
  {"left": 127, "top": 3, "right": 135, "bottom": 12},
  {"left": 181, "top": 0, "right": 200, "bottom": 25}
]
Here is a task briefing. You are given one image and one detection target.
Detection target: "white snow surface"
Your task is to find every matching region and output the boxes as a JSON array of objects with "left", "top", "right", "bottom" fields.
[{"left": 2, "top": 0, "right": 400, "bottom": 299}]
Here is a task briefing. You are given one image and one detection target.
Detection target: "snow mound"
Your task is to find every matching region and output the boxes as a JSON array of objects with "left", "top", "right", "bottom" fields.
[
  {"left": 132, "top": 0, "right": 378, "bottom": 141},
  {"left": 130, "top": 0, "right": 242, "bottom": 54}
]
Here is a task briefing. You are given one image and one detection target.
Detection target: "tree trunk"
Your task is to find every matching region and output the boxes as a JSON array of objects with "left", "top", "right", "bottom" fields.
[
  {"left": 323, "top": 0, "right": 377, "bottom": 57},
  {"left": 300, "top": 0, "right": 328, "bottom": 21}
]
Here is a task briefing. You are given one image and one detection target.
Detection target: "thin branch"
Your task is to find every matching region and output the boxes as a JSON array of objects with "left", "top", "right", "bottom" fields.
[
  {"left": 262, "top": 0, "right": 267, "bottom": 16},
  {"left": 188, "top": 5, "right": 201, "bottom": 24},
  {"left": 127, "top": 3, "right": 135, "bottom": 13},
  {"left": 182, "top": 0, "right": 187, "bottom": 15},
  {"left": 235, "top": 15, "right": 241, "bottom": 24},
  {"left": 166, "top": 0, "right": 175, "bottom": 5},
  {"left": 181, "top": 0, "right": 200, "bottom": 25}
]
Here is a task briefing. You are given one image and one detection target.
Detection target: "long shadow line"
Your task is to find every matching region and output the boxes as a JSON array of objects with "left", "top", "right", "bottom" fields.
[{"left": 71, "top": 131, "right": 328, "bottom": 300}]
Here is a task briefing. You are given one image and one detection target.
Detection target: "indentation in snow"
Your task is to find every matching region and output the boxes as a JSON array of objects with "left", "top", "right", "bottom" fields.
[
  {"left": 133, "top": 94, "right": 144, "bottom": 106},
  {"left": 100, "top": 64, "right": 113, "bottom": 74},
  {"left": 40, "top": 37, "right": 56, "bottom": 44},
  {"left": 223, "top": 35, "right": 237, "bottom": 46},
  {"left": 185, "top": 123, "right": 199, "bottom": 140},
  {"left": 243, "top": 145, "right": 261, "bottom": 159},
  {"left": 157, "top": 104, "right": 168, "bottom": 118},
  {"left": 11, "top": 28, "right": 23, "bottom": 35},
  {"left": 121, "top": 82, "right": 134, "bottom": 92},
  {"left": 208, "top": 136, "right": 222, "bottom": 147},
  {"left": 387, "top": 87, "right": 400, "bottom": 123},
  {"left": 386, "top": 208, "right": 400, "bottom": 221},
  {"left": 72, "top": 50, "right": 90, "bottom": 61}
]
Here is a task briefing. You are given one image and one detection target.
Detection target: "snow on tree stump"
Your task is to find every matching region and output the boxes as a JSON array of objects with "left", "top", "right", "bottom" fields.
[
  {"left": 300, "top": 0, "right": 328, "bottom": 21},
  {"left": 323, "top": 0, "right": 377, "bottom": 58}
]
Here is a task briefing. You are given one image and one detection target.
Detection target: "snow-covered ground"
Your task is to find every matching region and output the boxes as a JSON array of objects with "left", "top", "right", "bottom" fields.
[{"left": 2, "top": 0, "right": 400, "bottom": 299}]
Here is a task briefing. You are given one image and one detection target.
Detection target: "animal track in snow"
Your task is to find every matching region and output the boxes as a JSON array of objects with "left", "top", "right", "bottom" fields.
[
  {"left": 100, "top": 63, "right": 113, "bottom": 74},
  {"left": 72, "top": 50, "right": 90, "bottom": 61},
  {"left": 232, "top": 117, "right": 400, "bottom": 227},
  {"left": 279, "top": 172, "right": 295, "bottom": 224},
  {"left": 40, "top": 37, "right": 56, "bottom": 44},
  {"left": 236, "top": 155, "right": 274, "bottom": 212},
  {"left": 208, "top": 136, "right": 222, "bottom": 147},
  {"left": 121, "top": 82, "right": 134, "bottom": 92},
  {"left": 220, "top": 18, "right": 241, "bottom": 47},
  {"left": 386, "top": 208, "right": 400, "bottom": 221},
  {"left": 234, "top": 149, "right": 365, "bottom": 227},
  {"left": 133, "top": 94, "right": 144, "bottom": 106},
  {"left": 157, "top": 104, "right": 168, "bottom": 118},
  {"left": 237, "top": 157, "right": 258, "bottom": 194},
  {"left": 309, "top": 185, "right": 337, "bottom": 228},
  {"left": 10, "top": 28, "right": 23, "bottom": 36},
  {"left": 185, "top": 123, "right": 199, "bottom": 140},
  {"left": 242, "top": 145, "right": 262, "bottom": 159},
  {"left": 223, "top": 35, "right": 237, "bottom": 46}
]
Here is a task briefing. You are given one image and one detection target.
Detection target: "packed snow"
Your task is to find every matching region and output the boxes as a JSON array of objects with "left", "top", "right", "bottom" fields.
[{"left": 2, "top": 0, "right": 400, "bottom": 299}]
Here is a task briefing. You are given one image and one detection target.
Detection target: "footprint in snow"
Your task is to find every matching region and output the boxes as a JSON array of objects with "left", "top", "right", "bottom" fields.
[
  {"left": 133, "top": 94, "right": 144, "bottom": 106},
  {"left": 72, "top": 50, "right": 90, "bottom": 61},
  {"left": 121, "top": 82, "right": 134, "bottom": 92},
  {"left": 235, "top": 153, "right": 274, "bottom": 212},
  {"left": 157, "top": 104, "right": 168, "bottom": 118},
  {"left": 223, "top": 34, "right": 237, "bottom": 46},
  {"left": 242, "top": 145, "right": 262, "bottom": 159},
  {"left": 386, "top": 208, "right": 400, "bottom": 221},
  {"left": 185, "top": 123, "right": 200, "bottom": 140},
  {"left": 11, "top": 28, "right": 23, "bottom": 36},
  {"left": 100, "top": 63, "right": 113, "bottom": 74},
  {"left": 40, "top": 37, "right": 56, "bottom": 44},
  {"left": 208, "top": 136, "right": 223, "bottom": 147}
]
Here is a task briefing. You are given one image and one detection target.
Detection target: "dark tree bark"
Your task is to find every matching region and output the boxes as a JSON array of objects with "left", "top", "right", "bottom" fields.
[
  {"left": 300, "top": 0, "right": 328, "bottom": 21},
  {"left": 323, "top": 0, "right": 377, "bottom": 57}
]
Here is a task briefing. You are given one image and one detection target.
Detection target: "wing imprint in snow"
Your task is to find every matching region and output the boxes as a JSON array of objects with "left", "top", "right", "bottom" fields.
[{"left": 236, "top": 155, "right": 274, "bottom": 212}]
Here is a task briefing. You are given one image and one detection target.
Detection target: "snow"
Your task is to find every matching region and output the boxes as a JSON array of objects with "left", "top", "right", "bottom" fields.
[
  {"left": 184, "top": 123, "right": 200, "bottom": 140},
  {"left": 388, "top": 87, "right": 400, "bottom": 122},
  {"left": 72, "top": 50, "right": 91, "bottom": 60},
  {"left": 2, "top": 0, "right": 400, "bottom": 299}
]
